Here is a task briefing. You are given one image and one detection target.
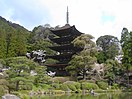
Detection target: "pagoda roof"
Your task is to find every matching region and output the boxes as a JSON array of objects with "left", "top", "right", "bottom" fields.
[
  {"left": 46, "top": 63, "right": 68, "bottom": 67},
  {"left": 48, "top": 53, "right": 73, "bottom": 60},
  {"left": 50, "top": 35, "right": 74, "bottom": 44},
  {"left": 49, "top": 44, "right": 82, "bottom": 52},
  {"left": 50, "top": 24, "right": 82, "bottom": 37}
]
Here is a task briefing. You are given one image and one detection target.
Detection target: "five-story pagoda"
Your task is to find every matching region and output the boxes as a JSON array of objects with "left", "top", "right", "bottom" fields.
[{"left": 47, "top": 7, "right": 83, "bottom": 76}]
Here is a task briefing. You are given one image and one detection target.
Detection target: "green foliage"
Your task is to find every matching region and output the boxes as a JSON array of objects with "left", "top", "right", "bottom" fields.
[
  {"left": 0, "top": 85, "right": 6, "bottom": 97},
  {"left": 81, "top": 82, "right": 99, "bottom": 90},
  {"left": 19, "top": 83, "right": 33, "bottom": 90},
  {"left": 0, "top": 79, "right": 9, "bottom": 96},
  {"left": 28, "top": 25, "right": 56, "bottom": 55},
  {"left": 0, "top": 16, "right": 29, "bottom": 58},
  {"left": 67, "top": 34, "right": 97, "bottom": 80},
  {"left": 45, "top": 58, "right": 59, "bottom": 64},
  {"left": 60, "top": 84, "right": 69, "bottom": 91},
  {"left": 0, "top": 28, "right": 7, "bottom": 58},
  {"left": 52, "top": 83, "right": 60, "bottom": 90},
  {"left": 73, "top": 34, "right": 94, "bottom": 48},
  {"left": 96, "top": 51, "right": 106, "bottom": 64},
  {"left": 120, "top": 28, "right": 132, "bottom": 86},
  {"left": 49, "top": 77, "right": 71, "bottom": 84},
  {"left": 60, "top": 81, "right": 81, "bottom": 91},
  {"left": 74, "top": 82, "right": 81, "bottom": 89},
  {"left": 105, "top": 59, "right": 123, "bottom": 84},
  {"left": 34, "top": 66, "right": 48, "bottom": 85},
  {"left": 5, "top": 57, "right": 38, "bottom": 91},
  {"left": 96, "top": 81, "right": 108, "bottom": 90},
  {"left": 96, "top": 35, "right": 120, "bottom": 61}
]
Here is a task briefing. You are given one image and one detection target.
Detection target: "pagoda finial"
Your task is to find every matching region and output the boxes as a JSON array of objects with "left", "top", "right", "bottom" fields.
[{"left": 66, "top": 6, "right": 69, "bottom": 24}]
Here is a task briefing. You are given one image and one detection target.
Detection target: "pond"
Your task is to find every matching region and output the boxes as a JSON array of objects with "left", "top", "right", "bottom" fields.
[{"left": 30, "top": 92, "right": 132, "bottom": 99}]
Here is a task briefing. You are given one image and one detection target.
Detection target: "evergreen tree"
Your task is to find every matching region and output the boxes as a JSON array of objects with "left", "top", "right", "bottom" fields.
[
  {"left": 0, "top": 28, "right": 7, "bottom": 58},
  {"left": 5, "top": 27, "right": 17, "bottom": 57},
  {"left": 96, "top": 35, "right": 120, "bottom": 63},
  {"left": 66, "top": 34, "right": 97, "bottom": 80},
  {"left": 15, "top": 29, "right": 27, "bottom": 56},
  {"left": 5, "top": 57, "right": 37, "bottom": 91},
  {"left": 120, "top": 28, "right": 132, "bottom": 87}
]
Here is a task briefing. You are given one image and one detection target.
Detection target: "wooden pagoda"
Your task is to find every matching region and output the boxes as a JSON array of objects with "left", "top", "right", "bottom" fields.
[
  {"left": 46, "top": 7, "right": 83, "bottom": 76},
  {"left": 47, "top": 24, "right": 83, "bottom": 76}
]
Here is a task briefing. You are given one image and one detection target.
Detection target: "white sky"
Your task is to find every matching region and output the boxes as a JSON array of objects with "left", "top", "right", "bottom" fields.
[{"left": 0, "top": 0, "right": 132, "bottom": 40}]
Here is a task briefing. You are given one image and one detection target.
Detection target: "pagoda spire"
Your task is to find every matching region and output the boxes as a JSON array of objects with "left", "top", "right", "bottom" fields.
[{"left": 66, "top": 6, "right": 69, "bottom": 24}]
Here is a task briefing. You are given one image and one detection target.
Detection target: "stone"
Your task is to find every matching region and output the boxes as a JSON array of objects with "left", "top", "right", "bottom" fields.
[{"left": 2, "top": 94, "right": 20, "bottom": 99}]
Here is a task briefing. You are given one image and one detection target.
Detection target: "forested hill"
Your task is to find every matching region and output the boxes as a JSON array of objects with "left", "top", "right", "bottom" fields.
[
  {"left": 0, "top": 16, "right": 29, "bottom": 32},
  {"left": 0, "top": 16, "right": 31, "bottom": 58},
  {"left": 0, "top": 16, "right": 56, "bottom": 58}
]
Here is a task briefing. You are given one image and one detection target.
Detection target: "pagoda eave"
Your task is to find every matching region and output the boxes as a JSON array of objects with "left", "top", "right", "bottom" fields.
[
  {"left": 50, "top": 25, "right": 82, "bottom": 37},
  {"left": 48, "top": 53, "right": 73, "bottom": 60},
  {"left": 46, "top": 64, "right": 68, "bottom": 67}
]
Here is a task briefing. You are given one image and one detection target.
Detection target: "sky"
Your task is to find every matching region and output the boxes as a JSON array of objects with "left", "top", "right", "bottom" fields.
[{"left": 0, "top": 0, "right": 132, "bottom": 40}]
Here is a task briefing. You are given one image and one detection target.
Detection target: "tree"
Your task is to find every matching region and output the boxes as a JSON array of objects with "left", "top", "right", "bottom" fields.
[
  {"left": 34, "top": 65, "right": 49, "bottom": 86},
  {"left": 5, "top": 27, "right": 17, "bottom": 58},
  {"left": 0, "top": 28, "right": 7, "bottom": 58},
  {"left": 96, "top": 35, "right": 120, "bottom": 63},
  {"left": 120, "top": 28, "right": 132, "bottom": 87},
  {"left": 5, "top": 57, "right": 37, "bottom": 91},
  {"left": 15, "top": 29, "right": 27, "bottom": 56},
  {"left": 66, "top": 34, "right": 97, "bottom": 80},
  {"left": 105, "top": 59, "right": 123, "bottom": 85}
]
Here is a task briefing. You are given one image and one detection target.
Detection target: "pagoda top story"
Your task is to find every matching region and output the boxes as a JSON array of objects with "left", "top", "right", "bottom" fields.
[{"left": 50, "top": 24, "right": 83, "bottom": 37}]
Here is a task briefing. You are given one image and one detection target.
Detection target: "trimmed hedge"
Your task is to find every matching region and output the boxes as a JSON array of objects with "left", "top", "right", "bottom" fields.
[
  {"left": 60, "top": 84, "right": 69, "bottom": 91},
  {"left": 52, "top": 83, "right": 60, "bottom": 90},
  {"left": 60, "top": 81, "right": 81, "bottom": 91},
  {"left": 96, "top": 81, "right": 108, "bottom": 90},
  {"left": 81, "top": 82, "right": 99, "bottom": 90}
]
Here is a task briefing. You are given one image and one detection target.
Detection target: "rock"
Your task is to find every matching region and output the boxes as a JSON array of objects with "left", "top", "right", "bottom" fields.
[{"left": 2, "top": 94, "right": 20, "bottom": 99}]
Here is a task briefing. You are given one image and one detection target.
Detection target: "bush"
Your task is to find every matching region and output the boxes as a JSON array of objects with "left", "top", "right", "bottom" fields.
[
  {"left": 96, "top": 81, "right": 108, "bottom": 90},
  {"left": 67, "top": 84, "right": 77, "bottom": 91},
  {"left": 0, "top": 85, "right": 6, "bottom": 97},
  {"left": 74, "top": 82, "right": 81, "bottom": 89},
  {"left": 81, "top": 82, "right": 99, "bottom": 90},
  {"left": 19, "top": 83, "right": 33, "bottom": 90},
  {"left": 49, "top": 77, "right": 71, "bottom": 84},
  {"left": 52, "top": 83, "right": 60, "bottom": 90},
  {"left": 41, "top": 84, "right": 52, "bottom": 90},
  {"left": 63, "top": 81, "right": 78, "bottom": 91},
  {"left": 60, "top": 84, "right": 69, "bottom": 91},
  {"left": 112, "top": 83, "right": 119, "bottom": 89},
  {"left": 0, "top": 79, "right": 9, "bottom": 86}
]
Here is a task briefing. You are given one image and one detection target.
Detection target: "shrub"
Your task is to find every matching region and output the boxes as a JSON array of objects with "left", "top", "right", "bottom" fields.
[
  {"left": 41, "top": 84, "right": 52, "bottom": 90},
  {"left": 19, "top": 83, "right": 33, "bottom": 90},
  {"left": 52, "top": 83, "right": 60, "bottom": 90},
  {"left": 67, "top": 84, "right": 77, "bottom": 91},
  {"left": 113, "top": 83, "right": 119, "bottom": 89},
  {"left": 81, "top": 82, "right": 99, "bottom": 90},
  {"left": 0, "top": 79, "right": 9, "bottom": 86},
  {"left": 74, "top": 82, "right": 81, "bottom": 89},
  {"left": 96, "top": 81, "right": 108, "bottom": 90},
  {"left": 60, "top": 84, "right": 69, "bottom": 91},
  {"left": 49, "top": 77, "right": 71, "bottom": 84},
  {"left": 0, "top": 85, "right": 6, "bottom": 97},
  {"left": 63, "top": 81, "right": 78, "bottom": 91}
]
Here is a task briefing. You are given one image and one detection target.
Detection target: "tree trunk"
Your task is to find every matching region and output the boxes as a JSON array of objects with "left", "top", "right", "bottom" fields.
[
  {"left": 83, "top": 70, "right": 86, "bottom": 80},
  {"left": 16, "top": 81, "right": 19, "bottom": 91},
  {"left": 127, "top": 70, "right": 129, "bottom": 87}
]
